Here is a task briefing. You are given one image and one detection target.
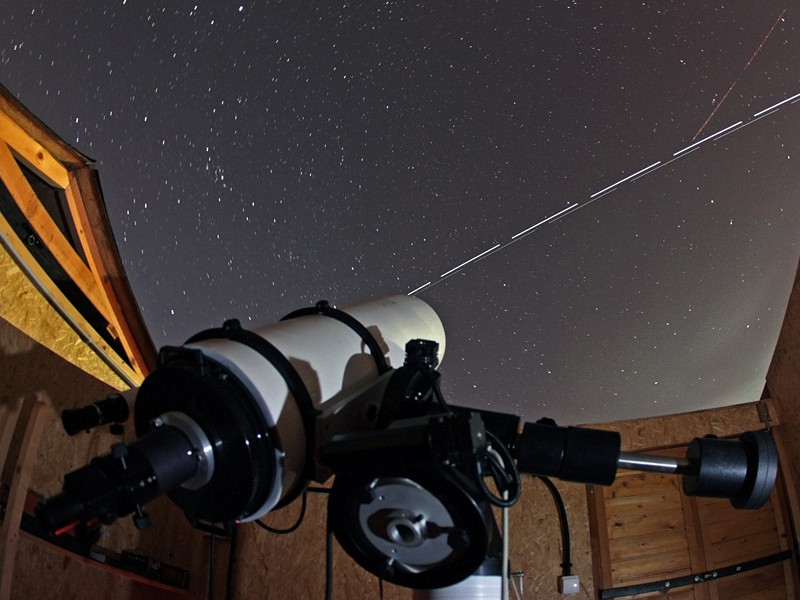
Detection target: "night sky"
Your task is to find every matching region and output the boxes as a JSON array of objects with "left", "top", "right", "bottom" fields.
[{"left": 2, "top": 2, "right": 799, "bottom": 425}]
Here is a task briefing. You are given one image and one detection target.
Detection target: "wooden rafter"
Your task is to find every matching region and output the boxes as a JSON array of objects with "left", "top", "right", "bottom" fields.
[
  {"left": 0, "top": 398, "right": 47, "bottom": 600},
  {"left": 0, "top": 109, "right": 68, "bottom": 188},
  {"left": 64, "top": 170, "right": 148, "bottom": 378},
  {"left": 0, "top": 140, "right": 116, "bottom": 326},
  {"left": 0, "top": 83, "right": 155, "bottom": 380}
]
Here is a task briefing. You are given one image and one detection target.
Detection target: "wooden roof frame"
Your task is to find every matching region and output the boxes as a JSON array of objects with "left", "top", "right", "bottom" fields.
[{"left": 0, "top": 83, "right": 156, "bottom": 382}]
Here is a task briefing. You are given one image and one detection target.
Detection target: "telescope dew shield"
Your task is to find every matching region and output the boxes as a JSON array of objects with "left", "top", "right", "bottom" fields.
[{"left": 515, "top": 421, "right": 621, "bottom": 485}]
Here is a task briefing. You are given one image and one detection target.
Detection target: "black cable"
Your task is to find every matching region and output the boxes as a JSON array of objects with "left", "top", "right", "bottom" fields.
[
  {"left": 209, "top": 533, "right": 217, "bottom": 600},
  {"left": 255, "top": 491, "right": 308, "bottom": 534},
  {"left": 325, "top": 514, "right": 334, "bottom": 600},
  {"left": 226, "top": 526, "right": 238, "bottom": 600},
  {"left": 537, "top": 476, "right": 571, "bottom": 576},
  {"left": 475, "top": 431, "right": 522, "bottom": 507}
]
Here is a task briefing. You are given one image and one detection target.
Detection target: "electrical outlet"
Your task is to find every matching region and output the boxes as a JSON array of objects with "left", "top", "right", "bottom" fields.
[{"left": 558, "top": 575, "right": 580, "bottom": 595}]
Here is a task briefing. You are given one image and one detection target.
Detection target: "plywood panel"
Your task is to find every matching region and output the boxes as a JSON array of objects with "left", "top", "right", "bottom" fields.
[
  {"left": 611, "top": 550, "right": 691, "bottom": 584},
  {"left": 709, "top": 531, "right": 781, "bottom": 565},
  {"left": 609, "top": 529, "right": 689, "bottom": 562},
  {"left": 232, "top": 474, "right": 598, "bottom": 600},
  {"left": 696, "top": 496, "right": 774, "bottom": 528},
  {"left": 605, "top": 473, "right": 680, "bottom": 500},
  {"left": 606, "top": 489, "right": 683, "bottom": 519},
  {"left": 0, "top": 246, "right": 129, "bottom": 390},
  {"left": 734, "top": 584, "right": 788, "bottom": 600},
  {"left": 607, "top": 509, "right": 687, "bottom": 541},
  {"left": 607, "top": 588, "right": 701, "bottom": 600},
  {"left": 12, "top": 535, "right": 188, "bottom": 600},
  {"left": 714, "top": 563, "right": 786, "bottom": 599}
]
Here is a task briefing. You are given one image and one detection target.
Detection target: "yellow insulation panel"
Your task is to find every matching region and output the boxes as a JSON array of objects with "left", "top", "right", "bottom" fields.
[{"left": 0, "top": 245, "right": 128, "bottom": 390}]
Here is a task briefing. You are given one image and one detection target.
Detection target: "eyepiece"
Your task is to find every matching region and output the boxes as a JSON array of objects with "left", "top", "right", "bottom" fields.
[{"left": 61, "top": 394, "right": 130, "bottom": 436}]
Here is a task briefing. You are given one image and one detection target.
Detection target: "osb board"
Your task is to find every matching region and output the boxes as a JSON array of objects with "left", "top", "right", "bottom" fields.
[
  {"left": 0, "top": 248, "right": 127, "bottom": 389},
  {"left": 232, "top": 475, "right": 595, "bottom": 600},
  {"left": 588, "top": 401, "right": 767, "bottom": 451},
  {"left": 11, "top": 535, "right": 186, "bottom": 600},
  {"left": 509, "top": 476, "right": 594, "bottom": 599},
  {"left": 1, "top": 314, "right": 123, "bottom": 491},
  {"left": 1, "top": 317, "right": 203, "bottom": 585},
  {"left": 233, "top": 490, "right": 396, "bottom": 600}
]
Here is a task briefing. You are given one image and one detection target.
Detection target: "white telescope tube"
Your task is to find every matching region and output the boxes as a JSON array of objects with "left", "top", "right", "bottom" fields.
[{"left": 184, "top": 294, "right": 446, "bottom": 520}]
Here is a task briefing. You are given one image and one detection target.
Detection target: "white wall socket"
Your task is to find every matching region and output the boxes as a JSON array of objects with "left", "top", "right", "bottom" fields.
[{"left": 558, "top": 575, "right": 580, "bottom": 595}]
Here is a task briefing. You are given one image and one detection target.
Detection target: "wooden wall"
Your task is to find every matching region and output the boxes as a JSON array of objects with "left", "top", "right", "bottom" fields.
[
  {"left": 0, "top": 315, "right": 206, "bottom": 599},
  {"left": 590, "top": 447, "right": 794, "bottom": 599},
  {"left": 228, "top": 401, "right": 782, "bottom": 600},
  {"left": 767, "top": 262, "right": 800, "bottom": 516},
  {"left": 4, "top": 303, "right": 793, "bottom": 599},
  {"left": 6, "top": 265, "right": 800, "bottom": 599},
  {"left": 231, "top": 475, "right": 594, "bottom": 600}
]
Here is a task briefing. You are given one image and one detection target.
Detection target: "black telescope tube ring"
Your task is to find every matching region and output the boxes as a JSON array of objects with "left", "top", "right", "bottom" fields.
[
  {"left": 281, "top": 300, "right": 391, "bottom": 374},
  {"left": 186, "top": 319, "right": 319, "bottom": 508}
]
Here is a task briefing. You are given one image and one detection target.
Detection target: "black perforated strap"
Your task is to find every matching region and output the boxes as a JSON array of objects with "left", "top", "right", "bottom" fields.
[
  {"left": 281, "top": 300, "right": 391, "bottom": 374},
  {"left": 186, "top": 319, "right": 318, "bottom": 506},
  {"left": 599, "top": 550, "right": 792, "bottom": 599}
]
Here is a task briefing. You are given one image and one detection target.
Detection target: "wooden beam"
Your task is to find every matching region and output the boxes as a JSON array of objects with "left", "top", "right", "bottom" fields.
[
  {"left": 64, "top": 170, "right": 149, "bottom": 379},
  {"left": 0, "top": 86, "right": 90, "bottom": 171},
  {"left": 770, "top": 469, "right": 799, "bottom": 598},
  {"left": 586, "top": 484, "right": 614, "bottom": 592},
  {"left": 0, "top": 141, "right": 115, "bottom": 326},
  {"left": 0, "top": 110, "right": 69, "bottom": 189},
  {"left": 0, "top": 398, "right": 48, "bottom": 600},
  {"left": 0, "top": 399, "right": 22, "bottom": 480}
]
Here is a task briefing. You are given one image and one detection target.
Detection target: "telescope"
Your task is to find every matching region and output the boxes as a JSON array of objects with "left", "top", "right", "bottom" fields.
[{"left": 37, "top": 295, "right": 779, "bottom": 595}]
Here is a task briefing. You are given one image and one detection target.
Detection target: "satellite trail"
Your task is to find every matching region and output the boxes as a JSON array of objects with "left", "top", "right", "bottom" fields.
[{"left": 409, "top": 89, "right": 800, "bottom": 296}]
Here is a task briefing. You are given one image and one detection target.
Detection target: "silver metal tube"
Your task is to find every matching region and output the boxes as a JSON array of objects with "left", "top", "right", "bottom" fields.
[{"left": 618, "top": 451, "right": 692, "bottom": 474}]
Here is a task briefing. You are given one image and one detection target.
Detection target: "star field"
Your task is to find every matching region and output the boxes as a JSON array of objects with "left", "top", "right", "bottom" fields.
[{"left": 2, "top": 2, "right": 799, "bottom": 424}]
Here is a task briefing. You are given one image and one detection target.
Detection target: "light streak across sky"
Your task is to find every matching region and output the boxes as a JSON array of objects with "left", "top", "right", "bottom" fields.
[
  {"left": 440, "top": 244, "right": 501, "bottom": 278},
  {"left": 590, "top": 161, "right": 662, "bottom": 198},
  {"left": 511, "top": 203, "right": 578, "bottom": 239},
  {"left": 753, "top": 91, "right": 800, "bottom": 117},
  {"left": 409, "top": 90, "right": 800, "bottom": 296},
  {"left": 692, "top": 9, "right": 787, "bottom": 140},
  {"left": 674, "top": 121, "right": 743, "bottom": 156}
]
